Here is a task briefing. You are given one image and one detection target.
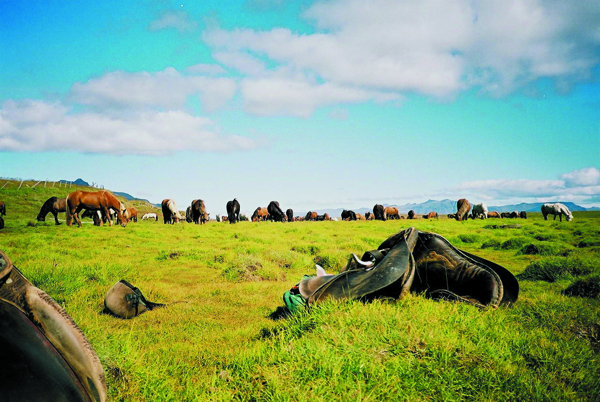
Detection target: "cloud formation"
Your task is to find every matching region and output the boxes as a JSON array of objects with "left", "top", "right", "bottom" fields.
[
  {"left": 0, "top": 99, "right": 258, "bottom": 155},
  {"left": 148, "top": 10, "right": 198, "bottom": 33},
  {"left": 70, "top": 68, "right": 236, "bottom": 112},
  {"left": 203, "top": 0, "right": 600, "bottom": 104},
  {"left": 452, "top": 167, "right": 600, "bottom": 205}
]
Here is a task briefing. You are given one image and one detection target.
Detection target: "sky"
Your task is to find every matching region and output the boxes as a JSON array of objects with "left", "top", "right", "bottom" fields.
[{"left": 1, "top": 0, "right": 599, "bottom": 215}]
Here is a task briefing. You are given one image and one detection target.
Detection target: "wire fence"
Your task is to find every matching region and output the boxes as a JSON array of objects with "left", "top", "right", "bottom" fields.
[{"left": 0, "top": 177, "right": 104, "bottom": 190}]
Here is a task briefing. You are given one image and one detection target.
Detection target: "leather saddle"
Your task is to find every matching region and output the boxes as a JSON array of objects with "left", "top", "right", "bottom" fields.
[
  {"left": 104, "top": 280, "right": 165, "bottom": 319},
  {"left": 0, "top": 249, "right": 106, "bottom": 402},
  {"left": 284, "top": 228, "right": 519, "bottom": 311}
]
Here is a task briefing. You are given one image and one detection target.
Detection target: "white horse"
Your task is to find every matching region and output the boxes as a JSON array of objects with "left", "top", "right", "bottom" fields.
[
  {"left": 141, "top": 213, "right": 158, "bottom": 221},
  {"left": 541, "top": 203, "right": 573, "bottom": 222},
  {"left": 472, "top": 203, "right": 488, "bottom": 219}
]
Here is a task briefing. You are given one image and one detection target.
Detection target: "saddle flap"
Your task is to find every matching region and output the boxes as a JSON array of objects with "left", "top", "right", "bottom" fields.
[
  {"left": 0, "top": 250, "right": 106, "bottom": 402},
  {"left": 307, "top": 228, "right": 419, "bottom": 304}
]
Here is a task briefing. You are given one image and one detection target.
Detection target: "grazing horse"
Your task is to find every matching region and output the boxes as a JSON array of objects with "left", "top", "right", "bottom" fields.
[
  {"left": 66, "top": 190, "right": 126, "bottom": 227},
  {"left": 423, "top": 211, "right": 438, "bottom": 219},
  {"left": 141, "top": 213, "right": 158, "bottom": 221},
  {"left": 455, "top": 199, "right": 471, "bottom": 221},
  {"left": 541, "top": 203, "right": 573, "bottom": 222},
  {"left": 191, "top": 199, "right": 208, "bottom": 224},
  {"left": 37, "top": 196, "right": 67, "bottom": 225},
  {"left": 251, "top": 207, "right": 268, "bottom": 222},
  {"left": 162, "top": 199, "right": 181, "bottom": 224},
  {"left": 365, "top": 212, "right": 373, "bottom": 220},
  {"left": 519, "top": 211, "right": 527, "bottom": 219},
  {"left": 373, "top": 204, "right": 385, "bottom": 220},
  {"left": 268, "top": 201, "right": 286, "bottom": 222},
  {"left": 0, "top": 216, "right": 3, "bottom": 229},
  {"left": 226, "top": 198, "right": 240, "bottom": 224},
  {"left": 124, "top": 207, "right": 138, "bottom": 223},
  {"left": 384, "top": 206, "right": 400, "bottom": 220},
  {"left": 305, "top": 211, "right": 318, "bottom": 221},
  {"left": 341, "top": 210, "right": 357, "bottom": 221},
  {"left": 185, "top": 206, "right": 193, "bottom": 223},
  {"left": 407, "top": 210, "right": 417, "bottom": 220},
  {"left": 472, "top": 203, "right": 488, "bottom": 219},
  {"left": 222, "top": 215, "right": 228, "bottom": 222},
  {"left": 286, "top": 208, "right": 294, "bottom": 223},
  {"left": 0, "top": 201, "right": 5, "bottom": 216},
  {"left": 487, "top": 211, "right": 502, "bottom": 218},
  {"left": 81, "top": 209, "right": 103, "bottom": 226}
]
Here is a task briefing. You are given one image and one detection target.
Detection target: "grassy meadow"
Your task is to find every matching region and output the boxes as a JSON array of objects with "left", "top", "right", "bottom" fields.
[{"left": 1, "top": 179, "right": 599, "bottom": 401}]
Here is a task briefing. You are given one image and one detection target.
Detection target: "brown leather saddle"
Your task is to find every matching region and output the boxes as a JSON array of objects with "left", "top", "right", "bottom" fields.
[
  {"left": 286, "top": 228, "right": 519, "bottom": 311},
  {"left": 0, "top": 249, "right": 106, "bottom": 402},
  {"left": 104, "top": 280, "right": 165, "bottom": 319}
]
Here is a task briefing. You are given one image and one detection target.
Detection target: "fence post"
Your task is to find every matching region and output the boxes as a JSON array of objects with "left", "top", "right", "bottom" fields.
[{"left": 18, "top": 180, "right": 24, "bottom": 190}]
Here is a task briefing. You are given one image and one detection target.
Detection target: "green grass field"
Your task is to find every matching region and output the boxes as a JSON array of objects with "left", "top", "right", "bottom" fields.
[{"left": 1, "top": 179, "right": 599, "bottom": 401}]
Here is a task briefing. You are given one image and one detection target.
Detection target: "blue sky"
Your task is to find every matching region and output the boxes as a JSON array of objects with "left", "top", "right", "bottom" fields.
[{"left": 1, "top": 0, "right": 599, "bottom": 215}]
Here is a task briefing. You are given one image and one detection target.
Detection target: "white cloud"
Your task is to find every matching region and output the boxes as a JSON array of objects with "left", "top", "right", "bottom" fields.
[
  {"left": 0, "top": 99, "right": 259, "bottom": 156},
  {"left": 240, "top": 76, "right": 400, "bottom": 117},
  {"left": 450, "top": 167, "right": 600, "bottom": 205},
  {"left": 70, "top": 68, "right": 236, "bottom": 112},
  {"left": 203, "top": 0, "right": 600, "bottom": 100},
  {"left": 560, "top": 167, "right": 600, "bottom": 187},
  {"left": 148, "top": 11, "right": 198, "bottom": 33},
  {"left": 186, "top": 63, "right": 227, "bottom": 75},
  {"left": 213, "top": 51, "right": 267, "bottom": 75}
]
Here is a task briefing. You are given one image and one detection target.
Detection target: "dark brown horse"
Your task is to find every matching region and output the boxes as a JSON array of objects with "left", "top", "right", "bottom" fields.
[
  {"left": 191, "top": 199, "right": 207, "bottom": 224},
  {"left": 0, "top": 201, "right": 5, "bottom": 216},
  {"left": 66, "top": 190, "right": 127, "bottom": 227},
  {"left": 37, "top": 197, "right": 67, "bottom": 225},
  {"left": 455, "top": 199, "right": 471, "bottom": 221}
]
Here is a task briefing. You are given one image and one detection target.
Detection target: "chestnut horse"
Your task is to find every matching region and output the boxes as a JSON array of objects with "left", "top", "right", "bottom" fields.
[
  {"left": 124, "top": 207, "right": 138, "bottom": 223},
  {"left": 66, "top": 190, "right": 127, "bottom": 227}
]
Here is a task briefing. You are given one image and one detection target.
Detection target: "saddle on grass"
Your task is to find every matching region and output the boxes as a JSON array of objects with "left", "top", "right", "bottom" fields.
[
  {"left": 104, "top": 280, "right": 165, "bottom": 319},
  {"left": 0, "top": 249, "right": 106, "bottom": 402},
  {"left": 284, "top": 227, "right": 519, "bottom": 312}
]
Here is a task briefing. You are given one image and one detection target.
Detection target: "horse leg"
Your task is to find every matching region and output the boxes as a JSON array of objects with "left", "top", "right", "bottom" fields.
[
  {"left": 102, "top": 207, "right": 112, "bottom": 226},
  {"left": 53, "top": 211, "right": 60, "bottom": 225},
  {"left": 73, "top": 206, "right": 84, "bottom": 227}
]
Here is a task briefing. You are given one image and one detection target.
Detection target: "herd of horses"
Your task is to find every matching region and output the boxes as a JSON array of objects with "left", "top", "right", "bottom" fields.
[{"left": 0, "top": 190, "right": 577, "bottom": 230}]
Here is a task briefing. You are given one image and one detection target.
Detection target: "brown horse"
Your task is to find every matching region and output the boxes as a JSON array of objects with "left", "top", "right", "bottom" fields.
[
  {"left": 455, "top": 198, "right": 471, "bottom": 221},
  {"left": 66, "top": 190, "right": 127, "bottom": 227},
  {"left": 384, "top": 206, "right": 400, "bottom": 220},
  {"left": 124, "top": 207, "right": 138, "bottom": 223},
  {"left": 251, "top": 207, "right": 269, "bottom": 222},
  {"left": 37, "top": 196, "right": 67, "bottom": 225},
  {"left": 0, "top": 201, "right": 5, "bottom": 216}
]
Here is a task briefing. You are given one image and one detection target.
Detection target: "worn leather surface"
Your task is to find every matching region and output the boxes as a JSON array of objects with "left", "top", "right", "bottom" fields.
[
  {"left": 104, "top": 280, "right": 164, "bottom": 319},
  {"left": 293, "top": 228, "right": 518, "bottom": 309},
  {"left": 0, "top": 250, "right": 106, "bottom": 402}
]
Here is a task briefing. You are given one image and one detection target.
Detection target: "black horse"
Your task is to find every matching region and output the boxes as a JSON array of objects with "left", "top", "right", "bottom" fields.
[
  {"left": 286, "top": 208, "right": 294, "bottom": 222},
  {"left": 36, "top": 197, "right": 66, "bottom": 225},
  {"left": 226, "top": 198, "right": 240, "bottom": 224},
  {"left": 267, "top": 201, "right": 286, "bottom": 222},
  {"left": 373, "top": 204, "right": 385, "bottom": 220},
  {"left": 341, "top": 210, "right": 357, "bottom": 221}
]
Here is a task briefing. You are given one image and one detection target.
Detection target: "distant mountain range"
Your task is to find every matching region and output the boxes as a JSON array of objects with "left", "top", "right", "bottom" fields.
[{"left": 298, "top": 199, "right": 598, "bottom": 217}]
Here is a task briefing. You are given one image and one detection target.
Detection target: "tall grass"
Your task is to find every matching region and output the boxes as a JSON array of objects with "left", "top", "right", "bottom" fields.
[{"left": 1, "top": 182, "right": 599, "bottom": 401}]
